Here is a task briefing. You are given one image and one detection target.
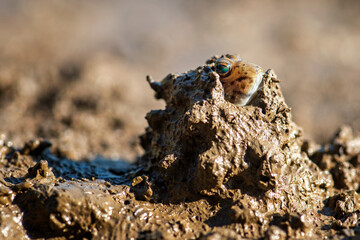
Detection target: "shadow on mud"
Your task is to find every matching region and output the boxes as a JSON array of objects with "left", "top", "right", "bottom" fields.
[{"left": 43, "top": 150, "right": 137, "bottom": 186}]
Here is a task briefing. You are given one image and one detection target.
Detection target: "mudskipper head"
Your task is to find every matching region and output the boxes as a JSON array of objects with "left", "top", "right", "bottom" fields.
[{"left": 215, "top": 54, "right": 264, "bottom": 106}]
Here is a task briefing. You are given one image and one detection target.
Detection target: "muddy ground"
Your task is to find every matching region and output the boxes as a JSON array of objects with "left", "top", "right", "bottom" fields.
[{"left": 0, "top": 1, "right": 360, "bottom": 239}]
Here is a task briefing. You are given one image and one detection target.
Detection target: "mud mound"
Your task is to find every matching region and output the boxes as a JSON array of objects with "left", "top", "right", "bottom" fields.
[{"left": 140, "top": 57, "right": 330, "bottom": 206}]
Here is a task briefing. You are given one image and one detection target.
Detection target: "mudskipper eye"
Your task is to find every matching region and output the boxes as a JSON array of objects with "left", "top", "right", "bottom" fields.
[{"left": 216, "top": 61, "right": 231, "bottom": 75}]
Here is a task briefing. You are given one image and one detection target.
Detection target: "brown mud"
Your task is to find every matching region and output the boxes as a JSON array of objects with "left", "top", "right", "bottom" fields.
[{"left": 1, "top": 56, "right": 360, "bottom": 239}]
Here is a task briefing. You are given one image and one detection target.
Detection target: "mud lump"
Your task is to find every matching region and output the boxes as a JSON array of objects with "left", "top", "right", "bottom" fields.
[{"left": 139, "top": 54, "right": 333, "bottom": 215}]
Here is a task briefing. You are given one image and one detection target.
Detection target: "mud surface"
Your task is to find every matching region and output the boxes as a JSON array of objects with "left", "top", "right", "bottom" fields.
[
  {"left": 1, "top": 55, "right": 360, "bottom": 239},
  {"left": 1, "top": 1, "right": 360, "bottom": 239}
]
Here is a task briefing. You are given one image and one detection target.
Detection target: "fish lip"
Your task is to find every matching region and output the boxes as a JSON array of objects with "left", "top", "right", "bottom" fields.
[{"left": 244, "top": 72, "right": 265, "bottom": 106}]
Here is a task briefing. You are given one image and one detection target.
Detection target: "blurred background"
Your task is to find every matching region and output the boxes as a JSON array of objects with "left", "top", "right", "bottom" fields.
[{"left": 0, "top": 0, "right": 359, "bottom": 161}]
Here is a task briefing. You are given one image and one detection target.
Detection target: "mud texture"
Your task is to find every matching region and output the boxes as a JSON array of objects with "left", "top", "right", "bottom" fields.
[{"left": 0, "top": 55, "right": 359, "bottom": 239}]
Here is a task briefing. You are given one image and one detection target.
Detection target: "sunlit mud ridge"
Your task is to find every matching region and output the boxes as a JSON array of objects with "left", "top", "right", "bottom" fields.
[{"left": 1, "top": 55, "right": 360, "bottom": 239}]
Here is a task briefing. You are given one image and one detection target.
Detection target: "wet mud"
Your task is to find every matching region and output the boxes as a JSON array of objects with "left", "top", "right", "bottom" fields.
[{"left": 1, "top": 55, "right": 360, "bottom": 239}]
